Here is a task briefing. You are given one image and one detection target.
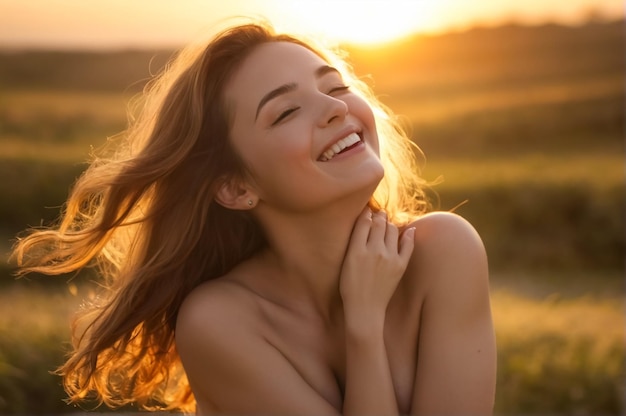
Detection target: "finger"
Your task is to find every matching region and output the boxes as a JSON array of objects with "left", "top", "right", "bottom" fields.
[
  {"left": 398, "top": 227, "right": 416, "bottom": 264},
  {"left": 349, "top": 206, "right": 373, "bottom": 246},
  {"left": 367, "top": 210, "right": 387, "bottom": 245},
  {"left": 384, "top": 220, "right": 399, "bottom": 252}
]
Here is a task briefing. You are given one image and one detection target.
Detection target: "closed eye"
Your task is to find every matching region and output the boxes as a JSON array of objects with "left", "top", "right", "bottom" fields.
[
  {"left": 272, "top": 107, "right": 300, "bottom": 126},
  {"left": 329, "top": 85, "right": 350, "bottom": 95},
  {"left": 270, "top": 85, "right": 349, "bottom": 126}
]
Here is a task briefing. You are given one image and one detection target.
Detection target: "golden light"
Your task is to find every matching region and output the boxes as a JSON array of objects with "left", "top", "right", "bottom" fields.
[
  {"left": 268, "top": 1, "right": 446, "bottom": 45},
  {"left": 1, "top": 0, "right": 622, "bottom": 50}
]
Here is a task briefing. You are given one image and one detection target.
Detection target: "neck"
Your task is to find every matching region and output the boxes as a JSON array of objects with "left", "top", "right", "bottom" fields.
[{"left": 254, "top": 200, "right": 366, "bottom": 323}]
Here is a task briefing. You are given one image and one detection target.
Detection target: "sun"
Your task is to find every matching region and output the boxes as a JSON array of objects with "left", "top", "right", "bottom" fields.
[{"left": 268, "top": 0, "right": 444, "bottom": 45}]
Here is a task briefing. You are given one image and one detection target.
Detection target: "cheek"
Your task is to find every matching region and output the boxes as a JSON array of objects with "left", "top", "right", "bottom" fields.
[
  {"left": 349, "top": 95, "right": 379, "bottom": 151},
  {"left": 236, "top": 130, "right": 311, "bottom": 185},
  {"left": 349, "top": 94, "right": 376, "bottom": 122}
]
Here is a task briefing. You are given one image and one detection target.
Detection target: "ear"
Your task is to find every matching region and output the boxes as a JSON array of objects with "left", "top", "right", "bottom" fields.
[{"left": 214, "top": 178, "right": 258, "bottom": 210}]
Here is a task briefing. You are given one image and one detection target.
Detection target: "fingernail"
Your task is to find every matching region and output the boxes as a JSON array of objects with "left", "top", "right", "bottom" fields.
[{"left": 405, "top": 227, "right": 416, "bottom": 237}]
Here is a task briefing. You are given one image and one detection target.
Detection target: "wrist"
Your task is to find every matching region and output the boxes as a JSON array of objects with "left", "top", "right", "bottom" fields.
[{"left": 343, "top": 307, "right": 386, "bottom": 341}]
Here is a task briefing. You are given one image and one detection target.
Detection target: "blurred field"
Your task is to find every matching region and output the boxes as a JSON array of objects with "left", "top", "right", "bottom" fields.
[
  {"left": 1, "top": 277, "right": 622, "bottom": 414},
  {"left": 0, "top": 19, "right": 623, "bottom": 414}
]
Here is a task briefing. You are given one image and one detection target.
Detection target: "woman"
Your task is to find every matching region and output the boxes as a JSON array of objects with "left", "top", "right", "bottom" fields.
[{"left": 13, "top": 20, "right": 496, "bottom": 415}]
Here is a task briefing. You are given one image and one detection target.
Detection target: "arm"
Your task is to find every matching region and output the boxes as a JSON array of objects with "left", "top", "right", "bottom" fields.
[
  {"left": 409, "top": 212, "right": 497, "bottom": 415},
  {"left": 340, "top": 209, "right": 415, "bottom": 415}
]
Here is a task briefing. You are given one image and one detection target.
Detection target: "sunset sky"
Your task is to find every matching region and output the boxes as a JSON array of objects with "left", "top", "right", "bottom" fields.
[{"left": 0, "top": 0, "right": 622, "bottom": 49}]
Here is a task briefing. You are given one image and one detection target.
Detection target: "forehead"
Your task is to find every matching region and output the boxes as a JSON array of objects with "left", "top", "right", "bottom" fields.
[
  {"left": 233, "top": 41, "right": 328, "bottom": 86},
  {"left": 226, "top": 42, "right": 330, "bottom": 115}
]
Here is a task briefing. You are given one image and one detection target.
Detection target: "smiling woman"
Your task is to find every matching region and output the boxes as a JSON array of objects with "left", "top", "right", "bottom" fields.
[{"left": 12, "top": 18, "right": 496, "bottom": 415}]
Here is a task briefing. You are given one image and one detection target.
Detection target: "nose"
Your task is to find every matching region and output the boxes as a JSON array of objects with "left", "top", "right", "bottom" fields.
[{"left": 317, "top": 94, "right": 348, "bottom": 127}]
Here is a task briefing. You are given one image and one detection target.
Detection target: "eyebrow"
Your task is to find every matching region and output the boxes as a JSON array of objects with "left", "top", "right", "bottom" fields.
[{"left": 254, "top": 65, "right": 341, "bottom": 121}]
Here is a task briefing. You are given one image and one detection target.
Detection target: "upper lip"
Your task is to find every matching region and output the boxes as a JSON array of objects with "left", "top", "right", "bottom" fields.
[{"left": 318, "top": 125, "right": 362, "bottom": 160}]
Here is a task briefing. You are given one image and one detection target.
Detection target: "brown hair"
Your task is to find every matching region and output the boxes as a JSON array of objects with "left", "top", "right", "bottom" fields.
[{"left": 12, "top": 19, "right": 429, "bottom": 412}]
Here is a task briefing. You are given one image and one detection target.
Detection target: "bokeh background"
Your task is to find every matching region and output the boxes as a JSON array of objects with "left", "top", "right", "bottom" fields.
[{"left": 0, "top": 0, "right": 623, "bottom": 414}]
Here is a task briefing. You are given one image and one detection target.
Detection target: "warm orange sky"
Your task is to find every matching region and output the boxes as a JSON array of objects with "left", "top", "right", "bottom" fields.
[{"left": 0, "top": 0, "right": 622, "bottom": 49}]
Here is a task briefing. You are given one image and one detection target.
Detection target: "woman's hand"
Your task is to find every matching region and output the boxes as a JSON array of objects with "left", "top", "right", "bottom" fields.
[
  {"left": 338, "top": 207, "right": 415, "bottom": 415},
  {"left": 339, "top": 207, "right": 415, "bottom": 333}
]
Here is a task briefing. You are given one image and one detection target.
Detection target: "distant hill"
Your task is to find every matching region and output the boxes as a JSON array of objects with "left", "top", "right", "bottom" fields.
[
  {"left": 0, "top": 20, "right": 622, "bottom": 94},
  {"left": 0, "top": 49, "right": 174, "bottom": 92},
  {"left": 346, "top": 19, "right": 623, "bottom": 99}
]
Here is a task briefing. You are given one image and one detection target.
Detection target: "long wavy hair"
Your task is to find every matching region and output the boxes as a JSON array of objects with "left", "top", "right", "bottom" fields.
[{"left": 12, "top": 20, "right": 430, "bottom": 412}]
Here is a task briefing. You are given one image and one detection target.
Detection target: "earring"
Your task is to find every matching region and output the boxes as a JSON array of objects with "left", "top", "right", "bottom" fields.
[{"left": 247, "top": 199, "right": 254, "bottom": 207}]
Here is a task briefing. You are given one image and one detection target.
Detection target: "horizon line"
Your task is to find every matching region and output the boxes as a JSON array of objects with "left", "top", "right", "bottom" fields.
[{"left": 0, "top": 16, "right": 621, "bottom": 53}]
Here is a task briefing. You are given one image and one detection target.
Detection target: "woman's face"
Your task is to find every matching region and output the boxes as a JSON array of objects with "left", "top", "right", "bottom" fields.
[{"left": 225, "top": 41, "right": 383, "bottom": 213}]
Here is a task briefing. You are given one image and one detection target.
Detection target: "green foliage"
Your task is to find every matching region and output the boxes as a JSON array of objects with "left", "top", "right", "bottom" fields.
[
  {"left": 492, "top": 289, "right": 624, "bottom": 414},
  {"left": 0, "top": 324, "right": 70, "bottom": 413},
  {"left": 496, "top": 333, "right": 623, "bottom": 414},
  {"left": 0, "top": 159, "right": 84, "bottom": 236},
  {"left": 413, "top": 93, "right": 623, "bottom": 158},
  {"left": 445, "top": 182, "right": 623, "bottom": 271},
  {"left": 0, "top": 110, "right": 124, "bottom": 145},
  {"left": 0, "top": 50, "right": 172, "bottom": 92},
  {"left": 0, "top": 285, "right": 77, "bottom": 413}
]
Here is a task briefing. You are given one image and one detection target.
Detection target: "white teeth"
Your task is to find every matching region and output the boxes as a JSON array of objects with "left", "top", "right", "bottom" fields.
[{"left": 320, "top": 132, "right": 361, "bottom": 161}]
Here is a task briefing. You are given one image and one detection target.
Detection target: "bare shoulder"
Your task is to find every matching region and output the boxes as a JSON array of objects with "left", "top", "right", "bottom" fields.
[
  {"left": 177, "top": 276, "right": 258, "bottom": 331},
  {"left": 175, "top": 272, "right": 339, "bottom": 414},
  {"left": 406, "top": 213, "right": 497, "bottom": 413},
  {"left": 410, "top": 211, "right": 485, "bottom": 250},
  {"left": 175, "top": 279, "right": 257, "bottom": 411},
  {"left": 405, "top": 211, "right": 489, "bottom": 291},
  {"left": 175, "top": 276, "right": 264, "bottom": 375}
]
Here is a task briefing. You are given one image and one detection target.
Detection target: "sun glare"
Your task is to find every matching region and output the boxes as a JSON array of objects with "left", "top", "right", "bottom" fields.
[{"left": 270, "top": 1, "right": 443, "bottom": 45}]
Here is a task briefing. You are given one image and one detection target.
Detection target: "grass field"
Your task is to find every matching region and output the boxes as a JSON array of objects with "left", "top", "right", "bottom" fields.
[
  {"left": 0, "top": 20, "right": 623, "bottom": 414},
  {"left": 492, "top": 286, "right": 623, "bottom": 414},
  {"left": 0, "top": 275, "right": 622, "bottom": 414}
]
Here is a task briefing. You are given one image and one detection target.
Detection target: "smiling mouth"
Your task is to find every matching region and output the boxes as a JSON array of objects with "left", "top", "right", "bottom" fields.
[{"left": 318, "top": 132, "right": 362, "bottom": 162}]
